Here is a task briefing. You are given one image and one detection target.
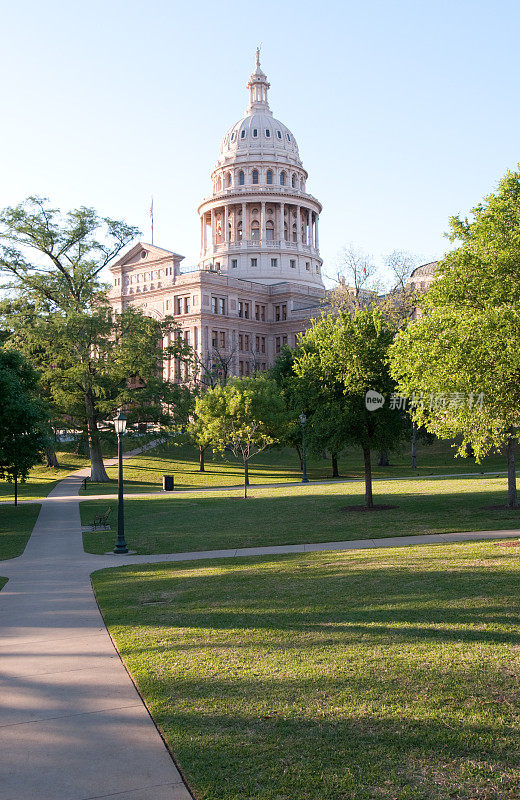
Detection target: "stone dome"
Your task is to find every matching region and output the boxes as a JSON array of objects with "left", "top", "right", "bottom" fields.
[
  {"left": 215, "top": 50, "right": 302, "bottom": 169},
  {"left": 218, "top": 113, "right": 301, "bottom": 166}
]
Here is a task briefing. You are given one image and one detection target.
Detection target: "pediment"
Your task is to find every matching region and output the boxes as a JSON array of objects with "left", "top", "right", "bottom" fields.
[{"left": 110, "top": 241, "right": 184, "bottom": 270}]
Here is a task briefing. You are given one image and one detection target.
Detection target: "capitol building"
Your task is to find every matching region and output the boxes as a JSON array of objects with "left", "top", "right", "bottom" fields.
[{"left": 108, "top": 52, "right": 326, "bottom": 379}]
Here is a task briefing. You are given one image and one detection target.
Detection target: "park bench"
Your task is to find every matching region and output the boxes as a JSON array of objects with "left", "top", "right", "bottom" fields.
[{"left": 90, "top": 507, "right": 112, "bottom": 530}]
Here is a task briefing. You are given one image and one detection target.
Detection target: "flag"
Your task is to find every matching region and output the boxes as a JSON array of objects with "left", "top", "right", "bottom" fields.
[{"left": 149, "top": 198, "right": 154, "bottom": 244}]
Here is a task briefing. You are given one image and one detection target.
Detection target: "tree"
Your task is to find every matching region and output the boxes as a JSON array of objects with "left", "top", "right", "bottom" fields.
[
  {"left": 328, "top": 245, "right": 380, "bottom": 312},
  {"left": 270, "top": 345, "right": 349, "bottom": 477},
  {"left": 193, "top": 376, "right": 287, "bottom": 498},
  {"left": 294, "top": 310, "right": 406, "bottom": 508},
  {"left": 0, "top": 349, "right": 48, "bottom": 505},
  {"left": 0, "top": 197, "right": 192, "bottom": 480},
  {"left": 389, "top": 167, "right": 520, "bottom": 508},
  {"left": 3, "top": 302, "right": 192, "bottom": 481}
]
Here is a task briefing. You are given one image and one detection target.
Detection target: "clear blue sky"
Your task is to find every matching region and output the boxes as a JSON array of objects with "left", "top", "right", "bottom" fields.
[{"left": 1, "top": 0, "right": 519, "bottom": 285}]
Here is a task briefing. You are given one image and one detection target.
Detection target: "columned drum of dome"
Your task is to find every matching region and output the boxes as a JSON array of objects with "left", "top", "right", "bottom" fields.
[{"left": 198, "top": 52, "right": 324, "bottom": 289}]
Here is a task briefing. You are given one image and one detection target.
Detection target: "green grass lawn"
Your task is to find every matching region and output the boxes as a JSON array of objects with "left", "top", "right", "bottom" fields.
[
  {"left": 0, "top": 504, "right": 41, "bottom": 560},
  {"left": 80, "top": 439, "right": 511, "bottom": 497},
  {"left": 0, "top": 578, "right": 7, "bottom": 590},
  {"left": 92, "top": 541, "right": 520, "bottom": 799},
  {"left": 0, "top": 451, "right": 90, "bottom": 503},
  {"left": 82, "top": 475, "right": 520, "bottom": 556}
]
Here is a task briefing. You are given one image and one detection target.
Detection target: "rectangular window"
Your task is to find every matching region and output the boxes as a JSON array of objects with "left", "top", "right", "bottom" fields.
[
  {"left": 239, "top": 360, "right": 244, "bottom": 376},
  {"left": 250, "top": 258, "right": 257, "bottom": 267},
  {"left": 238, "top": 334, "right": 243, "bottom": 351},
  {"left": 175, "top": 297, "right": 182, "bottom": 315},
  {"left": 212, "top": 330, "right": 218, "bottom": 347},
  {"left": 290, "top": 259, "right": 296, "bottom": 268},
  {"left": 271, "top": 258, "right": 277, "bottom": 267},
  {"left": 255, "top": 335, "right": 260, "bottom": 351},
  {"left": 231, "top": 259, "right": 238, "bottom": 269},
  {"left": 255, "top": 304, "right": 266, "bottom": 322},
  {"left": 218, "top": 297, "right": 226, "bottom": 315},
  {"left": 275, "top": 305, "right": 281, "bottom": 322},
  {"left": 239, "top": 301, "right": 250, "bottom": 319},
  {"left": 306, "top": 262, "right": 310, "bottom": 271},
  {"left": 184, "top": 297, "right": 191, "bottom": 314},
  {"left": 275, "top": 336, "right": 281, "bottom": 354},
  {"left": 266, "top": 229, "right": 274, "bottom": 241},
  {"left": 165, "top": 300, "right": 170, "bottom": 310},
  {"left": 282, "top": 304, "right": 287, "bottom": 320},
  {"left": 238, "top": 301, "right": 244, "bottom": 318},
  {"left": 244, "top": 361, "right": 250, "bottom": 376},
  {"left": 244, "top": 334, "right": 250, "bottom": 351},
  {"left": 184, "top": 330, "right": 190, "bottom": 345},
  {"left": 261, "top": 336, "right": 266, "bottom": 353},
  {"left": 211, "top": 297, "right": 218, "bottom": 314}
]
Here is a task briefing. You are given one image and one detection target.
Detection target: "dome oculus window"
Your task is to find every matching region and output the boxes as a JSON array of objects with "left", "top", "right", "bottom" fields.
[
  {"left": 265, "top": 129, "right": 270, "bottom": 137},
  {"left": 277, "top": 130, "right": 282, "bottom": 139},
  {"left": 241, "top": 130, "right": 246, "bottom": 139},
  {"left": 253, "top": 129, "right": 258, "bottom": 138},
  {"left": 231, "top": 132, "right": 236, "bottom": 141},
  {"left": 286, "top": 133, "right": 291, "bottom": 141}
]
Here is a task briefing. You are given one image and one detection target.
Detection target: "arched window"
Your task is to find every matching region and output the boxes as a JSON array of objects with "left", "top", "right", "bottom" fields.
[
  {"left": 226, "top": 172, "right": 232, "bottom": 187},
  {"left": 253, "top": 128, "right": 258, "bottom": 138},
  {"left": 241, "top": 129, "right": 246, "bottom": 139},
  {"left": 252, "top": 169, "right": 259, "bottom": 184},
  {"left": 251, "top": 223, "right": 260, "bottom": 241},
  {"left": 266, "top": 170, "right": 273, "bottom": 185},
  {"left": 265, "top": 129, "right": 271, "bottom": 138},
  {"left": 291, "top": 174, "right": 296, "bottom": 188},
  {"left": 280, "top": 171, "right": 286, "bottom": 186},
  {"left": 277, "top": 130, "right": 282, "bottom": 139},
  {"left": 217, "top": 176, "right": 222, "bottom": 192},
  {"left": 239, "top": 170, "right": 245, "bottom": 185},
  {"left": 300, "top": 178, "right": 304, "bottom": 190}
]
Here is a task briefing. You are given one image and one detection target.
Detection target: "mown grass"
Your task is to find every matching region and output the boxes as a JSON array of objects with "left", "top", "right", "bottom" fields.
[
  {"left": 82, "top": 475, "right": 520, "bottom": 555},
  {"left": 0, "top": 451, "right": 90, "bottom": 503},
  {"left": 93, "top": 541, "right": 520, "bottom": 799},
  {"left": 80, "top": 439, "right": 511, "bottom": 497},
  {"left": 0, "top": 504, "right": 41, "bottom": 560}
]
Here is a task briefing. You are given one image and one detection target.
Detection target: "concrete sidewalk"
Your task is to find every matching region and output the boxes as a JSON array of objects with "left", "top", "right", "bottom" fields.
[
  {"left": 0, "top": 470, "right": 193, "bottom": 800},
  {"left": 1, "top": 460, "right": 519, "bottom": 800}
]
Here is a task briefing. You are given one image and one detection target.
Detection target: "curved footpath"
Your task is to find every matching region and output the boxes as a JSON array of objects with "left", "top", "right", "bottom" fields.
[{"left": 1, "top": 459, "right": 520, "bottom": 800}]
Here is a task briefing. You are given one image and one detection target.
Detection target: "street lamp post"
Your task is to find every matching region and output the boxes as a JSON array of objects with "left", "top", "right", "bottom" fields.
[
  {"left": 113, "top": 412, "right": 128, "bottom": 554},
  {"left": 299, "top": 413, "right": 309, "bottom": 484}
]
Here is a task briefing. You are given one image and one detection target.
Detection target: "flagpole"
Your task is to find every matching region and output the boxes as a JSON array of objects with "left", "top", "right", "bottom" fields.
[{"left": 150, "top": 197, "right": 154, "bottom": 245}]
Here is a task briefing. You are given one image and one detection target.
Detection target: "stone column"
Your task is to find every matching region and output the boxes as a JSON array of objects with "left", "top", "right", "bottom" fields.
[
  {"left": 241, "top": 202, "right": 247, "bottom": 243},
  {"left": 279, "top": 202, "right": 285, "bottom": 241},
  {"left": 224, "top": 204, "right": 229, "bottom": 243},
  {"left": 210, "top": 208, "right": 215, "bottom": 247},
  {"left": 315, "top": 215, "right": 319, "bottom": 249},
  {"left": 203, "top": 213, "right": 207, "bottom": 252},
  {"left": 296, "top": 206, "right": 301, "bottom": 244},
  {"left": 261, "top": 201, "right": 266, "bottom": 243},
  {"left": 308, "top": 211, "right": 313, "bottom": 247}
]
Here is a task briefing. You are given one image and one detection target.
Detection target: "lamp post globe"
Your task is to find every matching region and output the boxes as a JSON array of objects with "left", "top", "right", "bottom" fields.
[{"left": 114, "top": 412, "right": 128, "bottom": 554}]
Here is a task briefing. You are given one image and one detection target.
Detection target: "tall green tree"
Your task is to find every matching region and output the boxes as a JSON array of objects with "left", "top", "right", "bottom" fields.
[
  {"left": 193, "top": 376, "right": 287, "bottom": 498},
  {"left": 0, "top": 197, "right": 192, "bottom": 480},
  {"left": 0, "top": 349, "right": 48, "bottom": 505},
  {"left": 294, "top": 310, "right": 405, "bottom": 508},
  {"left": 389, "top": 167, "right": 520, "bottom": 508}
]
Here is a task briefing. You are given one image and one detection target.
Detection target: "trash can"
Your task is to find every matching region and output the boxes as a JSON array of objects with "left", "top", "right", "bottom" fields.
[{"left": 163, "top": 475, "right": 174, "bottom": 491}]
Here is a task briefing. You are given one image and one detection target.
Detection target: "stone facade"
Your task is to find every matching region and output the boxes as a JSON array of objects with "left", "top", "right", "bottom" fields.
[{"left": 108, "top": 52, "right": 325, "bottom": 378}]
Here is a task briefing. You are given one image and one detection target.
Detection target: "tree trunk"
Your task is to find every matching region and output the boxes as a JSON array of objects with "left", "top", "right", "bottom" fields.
[
  {"left": 331, "top": 452, "right": 340, "bottom": 478},
  {"left": 244, "top": 459, "right": 249, "bottom": 499},
  {"left": 45, "top": 448, "right": 59, "bottom": 468},
  {"left": 411, "top": 421, "right": 417, "bottom": 470},
  {"left": 377, "top": 450, "right": 390, "bottom": 467},
  {"left": 295, "top": 445, "right": 303, "bottom": 471},
  {"left": 506, "top": 435, "right": 518, "bottom": 509},
  {"left": 85, "top": 389, "right": 109, "bottom": 482},
  {"left": 199, "top": 446, "right": 205, "bottom": 472},
  {"left": 363, "top": 447, "right": 373, "bottom": 509},
  {"left": 14, "top": 470, "right": 18, "bottom": 507}
]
